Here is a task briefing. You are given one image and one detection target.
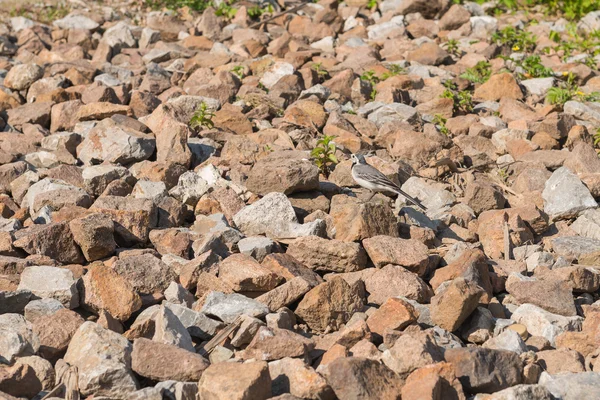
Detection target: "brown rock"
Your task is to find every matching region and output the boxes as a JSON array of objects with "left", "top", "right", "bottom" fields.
[
  {"left": 295, "top": 277, "right": 364, "bottom": 332},
  {"left": 445, "top": 347, "right": 523, "bottom": 394},
  {"left": 402, "top": 362, "right": 466, "bottom": 400},
  {"left": 149, "top": 228, "right": 195, "bottom": 259},
  {"left": 69, "top": 213, "right": 116, "bottom": 262},
  {"left": 199, "top": 361, "right": 271, "bottom": 400},
  {"left": 364, "top": 264, "right": 433, "bottom": 304},
  {"left": 323, "top": 357, "right": 402, "bottom": 400},
  {"left": 464, "top": 181, "right": 506, "bottom": 215},
  {"left": 381, "top": 329, "right": 444, "bottom": 378},
  {"left": 144, "top": 104, "right": 192, "bottom": 167},
  {"left": 112, "top": 253, "right": 176, "bottom": 295},
  {"left": 564, "top": 142, "right": 600, "bottom": 174},
  {"left": 477, "top": 210, "right": 534, "bottom": 260},
  {"left": 261, "top": 253, "right": 323, "bottom": 287},
  {"left": 474, "top": 73, "right": 524, "bottom": 101},
  {"left": 329, "top": 195, "right": 398, "bottom": 242},
  {"left": 536, "top": 349, "right": 585, "bottom": 374},
  {"left": 219, "top": 253, "right": 283, "bottom": 292},
  {"left": 286, "top": 236, "right": 367, "bottom": 273},
  {"left": 76, "top": 102, "right": 130, "bottom": 121},
  {"left": 256, "top": 276, "right": 312, "bottom": 312},
  {"left": 363, "top": 235, "right": 429, "bottom": 275},
  {"left": 407, "top": 42, "right": 451, "bottom": 66},
  {"left": 132, "top": 338, "right": 209, "bottom": 381},
  {"left": 506, "top": 275, "right": 577, "bottom": 316},
  {"left": 430, "top": 277, "right": 485, "bottom": 332},
  {"left": 13, "top": 222, "right": 85, "bottom": 264},
  {"left": 367, "top": 297, "right": 418, "bottom": 338},
  {"left": 33, "top": 309, "right": 84, "bottom": 361},
  {"left": 0, "top": 363, "right": 42, "bottom": 399},
  {"left": 439, "top": 4, "right": 471, "bottom": 30},
  {"left": 81, "top": 264, "right": 142, "bottom": 321},
  {"left": 269, "top": 357, "right": 334, "bottom": 399},
  {"left": 243, "top": 326, "right": 315, "bottom": 361},
  {"left": 6, "top": 101, "right": 53, "bottom": 129},
  {"left": 179, "top": 250, "right": 222, "bottom": 289}
]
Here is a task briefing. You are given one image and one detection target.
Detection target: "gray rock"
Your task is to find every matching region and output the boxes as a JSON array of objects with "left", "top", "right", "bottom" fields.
[
  {"left": 132, "top": 180, "right": 168, "bottom": 202},
  {"left": 153, "top": 305, "right": 195, "bottom": 352},
  {"left": 139, "top": 27, "right": 161, "bottom": 50},
  {"left": 233, "top": 192, "right": 325, "bottom": 239},
  {"left": 129, "top": 387, "right": 163, "bottom": 400},
  {"left": 17, "top": 266, "right": 79, "bottom": 309},
  {"left": 543, "top": 167, "right": 597, "bottom": 220},
  {"left": 299, "top": 84, "right": 331, "bottom": 102},
  {"left": 401, "top": 177, "right": 456, "bottom": 211},
  {"left": 64, "top": 322, "right": 137, "bottom": 397},
  {"left": 525, "top": 252, "right": 554, "bottom": 272},
  {"left": 53, "top": 13, "right": 100, "bottom": 30},
  {"left": 483, "top": 329, "right": 528, "bottom": 355},
  {"left": 82, "top": 165, "right": 134, "bottom": 196},
  {"left": 188, "top": 138, "right": 218, "bottom": 167},
  {"left": 539, "top": 371, "right": 600, "bottom": 400},
  {"left": 259, "top": 61, "right": 295, "bottom": 89},
  {"left": 367, "top": 16, "right": 406, "bottom": 40},
  {"left": 0, "top": 290, "right": 32, "bottom": 314},
  {"left": 470, "top": 16, "right": 498, "bottom": 39},
  {"left": 94, "top": 73, "right": 122, "bottom": 87},
  {"left": 238, "top": 236, "right": 280, "bottom": 262},
  {"left": 155, "top": 380, "right": 199, "bottom": 400},
  {"left": 478, "top": 384, "right": 555, "bottom": 400},
  {"left": 164, "top": 282, "right": 194, "bottom": 308},
  {"left": 169, "top": 171, "right": 210, "bottom": 206},
  {"left": 367, "top": 103, "right": 419, "bottom": 128},
  {"left": 10, "top": 16, "right": 36, "bottom": 32},
  {"left": 578, "top": 11, "right": 600, "bottom": 34},
  {"left": 551, "top": 236, "right": 600, "bottom": 260},
  {"left": 163, "top": 302, "right": 224, "bottom": 340},
  {"left": 0, "top": 314, "right": 39, "bottom": 364},
  {"left": 230, "top": 315, "right": 266, "bottom": 347},
  {"left": 201, "top": 291, "right": 270, "bottom": 323},
  {"left": 564, "top": 101, "right": 600, "bottom": 124},
  {"left": 103, "top": 21, "right": 137, "bottom": 49},
  {"left": 491, "top": 129, "right": 532, "bottom": 152},
  {"left": 4, "top": 63, "right": 44, "bottom": 91},
  {"left": 521, "top": 77, "right": 555, "bottom": 97},
  {"left": 22, "top": 178, "right": 91, "bottom": 215},
  {"left": 24, "top": 298, "right": 64, "bottom": 324},
  {"left": 511, "top": 303, "right": 583, "bottom": 346},
  {"left": 0, "top": 217, "right": 21, "bottom": 233},
  {"left": 570, "top": 209, "right": 600, "bottom": 241}
]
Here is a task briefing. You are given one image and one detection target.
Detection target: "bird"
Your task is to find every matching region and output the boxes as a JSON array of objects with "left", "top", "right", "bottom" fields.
[{"left": 350, "top": 154, "right": 427, "bottom": 212}]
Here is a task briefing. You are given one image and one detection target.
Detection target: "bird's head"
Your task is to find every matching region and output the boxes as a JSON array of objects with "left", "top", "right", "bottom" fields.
[{"left": 351, "top": 153, "right": 367, "bottom": 166}]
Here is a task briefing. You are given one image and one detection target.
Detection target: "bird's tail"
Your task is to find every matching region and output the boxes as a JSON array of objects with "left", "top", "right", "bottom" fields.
[{"left": 393, "top": 188, "right": 428, "bottom": 212}]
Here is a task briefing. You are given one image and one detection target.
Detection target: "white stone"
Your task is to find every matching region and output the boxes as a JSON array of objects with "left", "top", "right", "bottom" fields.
[
  {"left": 259, "top": 62, "right": 295, "bottom": 90},
  {"left": 511, "top": 303, "right": 583, "bottom": 346},
  {"left": 54, "top": 14, "right": 100, "bottom": 30},
  {"left": 18, "top": 266, "right": 79, "bottom": 309},
  {"left": 543, "top": 167, "right": 597, "bottom": 220}
]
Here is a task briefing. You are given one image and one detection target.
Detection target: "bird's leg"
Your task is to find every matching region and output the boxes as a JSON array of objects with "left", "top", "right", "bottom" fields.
[{"left": 365, "top": 190, "right": 375, "bottom": 202}]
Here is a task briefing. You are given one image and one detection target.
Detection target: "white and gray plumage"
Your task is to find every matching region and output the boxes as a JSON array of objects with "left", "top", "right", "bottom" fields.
[{"left": 351, "top": 154, "right": 427, "bottom": 212}]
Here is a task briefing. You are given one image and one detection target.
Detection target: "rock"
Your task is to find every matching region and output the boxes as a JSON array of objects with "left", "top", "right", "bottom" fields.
[
  {"left": 256, "top": 276, "right": 312, "bottom": 312},
  {"left": 552, "top": 236, "right": 600, "bottom": 261},
  {"left": 64, "top": 322, "right": 138, "bottom": 398},
  {"left": 363, "top": 236, "right": 429, "bottom": 275},
  {"left": 4, "top": 63, "right": 44, "bottom": 91},
  {"left": 511, "top": 303, "right": 583, "bottom": 345},
  {"left": 543, "top": 167, "right": 597, "bottom": 220},
  {"left": 536, "top": 348, "right": 585, "bottom": 374},
  {"left": 481, "top": 384, "right": 555, "bottom": 400},
  {"left": 13, "top": 355, "right": 55, "bottom": 390},
  {"left": 464, "top": 181, "right": 506, "bottom": 215},
  {"left": 430, "top": 277, "right": 485, "bottom": 332},
  {"left": 238, "top": 236, "right": 280, "bottom": 262},
  {"left": 219, "top": 253, "right": 282, "bottom": 292},
  {"left": 0, "top": 290, "right": 32, "bottom": 314},
  {"left": 322, "top": 357, "right": 403, "bottom": 400},
  {"left": 233, "top": 192, "right": 325, "bottom": 239},
  {"left": 82, "top": 165, "right": 134, "bottom": 196},
  {"left": 381, "top": 329, "right": 444, "bottom": 378},
  {"left": 0, "top": 314, "right": 39, "bottom": 364},
  {"left": 506, "top": 274, "right": 577, "bottom": 316},
  {"left": 269, "top": 357, "right": 333, "bottom": 399},
  {"left": 54, "top": 13, "right": 100, "bottom": 30},
  {"left": 243, "top": 326, "right": 314, "bottom": 361},
  {"left": 164, "top": 282, "right": 194, "bottom": 307},
  {"left": 401, "top": 362, "right": 466, "bottom": 400},
  {"left": 246, "top": 152, "right": 319, "bottom": 195},
  {"left": 260, "top": 61, "right": 295, "bottom": 89},
  {"left": 483, "top": 329, "right": 528, "bottom": 355},
  {"left": 163, "top": 302, "right": 224, "bottom": 340},
  {"left": 407, "top": 42, "right": 451, "bottom": 66},
  {"left": 17, "top": 266, "right": 79, "bottom": 309},
  {"left": 0, "top": 363, "right": 42, "bottom": 399},
  {"left": 81, "top": 264, "right": 142, "bottom": 321},
  {"left": 295, "top": 277, "right": 364, "bottom": 332},
  {"left": 112, "top": 253, "right": 176, "bottom": 294},
  {"left": 539, "top": 371, "right": 600, "bottom": 400},
  {"left": 152, "top": 305, "right": 195, "bottom": 352},
  {"left": 366, "top": 297, "right": 418, "bottom": 338},
  {"left": 287, "top": 236, "right": 367, "bottom": 273},
  {"left": 22, "top": 178, "right": 91, "bottom": 216},
  {"left": 23, "top": 298, "right": 63, "bottom": 323},
  {"left": 364, "top": 265, "right": 433, "bottom": 304},
  {"left": 329, "top": 195, "right": 398, "bottom": 241},
  {"left": 199, "top": 361, "right": 271, "bottom": 400},
  {"left": 261, "top": 253, "right": 323, "bottom": 287},
  {"left": 474, "top": 73, "right": 524, "bottom": 101},
  {"left": 201, "top": 291, "right": 270, "bottom": 323},
  {"left": 144, "top": 104, "right": 193, "bottom": 167},
  {"left": 445, "top": 347, "right": 523, "bottom": 394},
  {"left": 132, "top": 338, "right": 209, "bottom": 381},
  {"left": 91, "top": 196, "right": 157, "bottom": 245},
  {"left": 69, "top": 213, "right": 116, "bottom": 261},
  {"left": 33, "top": 309, "right": 84, "bottom": 361}
]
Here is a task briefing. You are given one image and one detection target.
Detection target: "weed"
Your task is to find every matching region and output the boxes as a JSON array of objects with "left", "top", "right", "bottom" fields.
[
  {"left": 432, "top": 114, "right": 450, "bottom": 136},
  {"left": 145, "top": 0, "right": 212, "bottom": 12},
  {"left": 311, "top": 62, "right": 329, "bottom": 82},
  {"left": 492, "top": 26, "right": 536, "bottom": 53},
  {"left": 360, "top": 70, "right": 380, "bottom": 101},
  {"left": 444, "top": 39, "right": 461, "bottom": 57},
  {"left": 247, "top": 3, "right": 273, "bottom": 19},
  {"left": 258, "top": 82, "right": 269, "bottom": 93},
  {"left": 381, "top": 64, "right": 406, "bottom": 80},
  {"left": 547, "top": 72, "right": 600, "bottom": 106},
  {"left": 460, "top": 61, "right": 491, "bottom": 84},
  {"left": 441, "top": 88, "right": 473, "bottom": 114},
  {"left": 311, "top": 135, "right": 338, "bottom": 178},
  {"left": 189, "top": 101, "right": 215, "bottom": 130},
  {"left": 215, "top": 0, "right": 237, "bottom": 19},
  {"left": 231, "top": 65, "right": 245, "bottom": 79},
  {"left": 367, "top": 0, "right": 378, "bottom": 8}
]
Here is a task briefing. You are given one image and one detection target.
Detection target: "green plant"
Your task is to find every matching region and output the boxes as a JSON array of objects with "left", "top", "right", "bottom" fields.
[
  {"left": 519, "top": 55, "right": 555, "bottom": 78},
  {"left": 311, "top": 62, "right": 329, "bottom": 82},
  {"left": 441, "top": 88, "right": 473, "bottom": 114},
  {"left": 189, "top": 101, "right": 215, "bottom": 130},
  {"left": 367, "top": 0, "right": 378, "bottom": 8},
  {"left": 258, "top": 82, "right": 269, "bottom": 93},
  {"left": 492, "top": 26, "right": 536, "bottom": 53},
  {"left": 546, "top": 72, "right": 600, "bottom": 106},
  {"left": 432, "top": 114, "right": 450, "bottom": 136},
  {"left": 215, "top": 0, "right": 237, "bottom": 19},
  {"left": 444, "top": 39, "right": 461, "bottom": 56},
  {"left": 145, "top": 0, "right": 212, "bottom": 12},
  {"left": 460, "top": 61, "right": 491, "bottom": 84},
  {"left": 311, "top": 135, "right": 338, "bottom": 178},
  {"left": 231, "top": 65, "right": 245, "bottom": 79},
  {"left": 247, "top": 3, "right": 273, "bottom": 18},
  {"left": 381, "top": 64, "right": 406, "bottom": 80},
  {"left": 360, "top": 70, "right": 380, "bottom": 101}
]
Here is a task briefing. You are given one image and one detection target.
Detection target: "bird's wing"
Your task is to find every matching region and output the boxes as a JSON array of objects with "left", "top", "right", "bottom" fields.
[
  {"left": 392, "top": 187, "right": 428, "bottom": 211},
  {"left": 355, "top": 165, "right": 427, "bottom": 211}
]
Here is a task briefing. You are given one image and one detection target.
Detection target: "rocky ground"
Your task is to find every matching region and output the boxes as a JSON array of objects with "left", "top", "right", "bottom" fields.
[{"left": 2, "top": 0, "right": 600, "bottom": 398}]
